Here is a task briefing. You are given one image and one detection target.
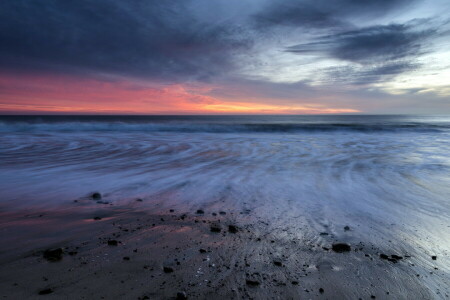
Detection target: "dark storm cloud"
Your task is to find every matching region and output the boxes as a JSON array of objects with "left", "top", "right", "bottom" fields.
[
  {"left": 286, "top": 24, "right": 433, "bottom": 63},
  {"left": 253, "top": 0, "right": 414, "bottom": 30},
  {"left": 0, "top": 0, "right": 249, "bottom": 81},
  {"left": 286, "top": 22, "right": 435, "bottom": 84}
]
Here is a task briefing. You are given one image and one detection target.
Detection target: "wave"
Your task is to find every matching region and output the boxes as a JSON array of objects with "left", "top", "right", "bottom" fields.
[{"left": 0, "top": 121, "right": 449, "bottom": 133}]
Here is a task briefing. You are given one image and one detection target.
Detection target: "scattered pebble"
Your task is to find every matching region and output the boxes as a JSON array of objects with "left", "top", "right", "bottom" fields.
[
  {"left": 196, "top": 209, "right": 204, "bottom": 214},
  {"left": 332, "top": 243, "right": 351, "bottom": 253},
  {"left": 228, "top": 225, "right": 238, "bottom": 233},
  {"left": 38, "top": 288, "right": 53, "bottom": 295},
  {"left": 107, "top": 240, "right": 118, "bottom": 246},
  {"left": 246, "top": 279, "right": 260, "bottom": 286},
  {"left": 176, "top": 291, "right": 187, "bottom": 300},
  {"left": 432, "top": 255, "right": 437, "bottom": 260},
  {"left": 163, "top": 266, "right": 174, "bottom": 273},
  {"left": 43, "top": 248, "right": 63, "bottom": 261},
  {"left": 210, "top": 224, "right": 221, "bottom": 233},
  {"left": 91, "top": 192, "right": 101, "bottom": 200}
]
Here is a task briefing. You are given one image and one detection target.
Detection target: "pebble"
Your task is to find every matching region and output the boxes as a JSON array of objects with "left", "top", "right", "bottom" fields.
[
  {"left": 246, "top": 279, "right": 260, "bottom": 286},
  {"left": 91, "top": 192, "right": 101, "bottom": 200},
  {"left": 331, "top": 243, "right": 351, "bottom": 253},
  {"left": 176, "top": 291, "right": 188, "bottom": 299},
  {"left": 228, "top": 225, "right": 238, "bottom": 233},
  {"left": 210, "top": 224, "right": 221, "bottom": 233},
  {"left": 107, "top": 240, "right": 118, "bottom": 246},
  {"left": 38, "top": 288, "right": 53, "bottom": 295},
  {"left": 43, "top": 248, "right": 63, "bottom": 261}
]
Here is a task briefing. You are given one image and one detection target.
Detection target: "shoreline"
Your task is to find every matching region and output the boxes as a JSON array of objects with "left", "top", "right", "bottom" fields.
[{"left": 0, "top": 195, "right": 447, "bottom": 299}]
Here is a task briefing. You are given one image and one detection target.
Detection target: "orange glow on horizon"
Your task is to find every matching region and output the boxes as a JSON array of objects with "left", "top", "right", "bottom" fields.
[{"left": 0, "top": 73, "right": 360, "bottom": 114}]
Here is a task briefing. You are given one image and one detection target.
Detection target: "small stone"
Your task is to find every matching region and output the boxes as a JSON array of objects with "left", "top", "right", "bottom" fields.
[
  {"left": 199, "top": 249, "right": 207, "bottom": 253},
  {"left": 38, "top": 288, "right": 53, "bottom": 295},
  {"left": 169, "top": 209, "right": 174, "bottom": 212},
  {"left": 246, "top": 279, "right": 260, "bottom": 286},
  {"left": 391, "top": 254, "right": 403, "bottom": 260},
  {"left": 380, "top": 254, "right": 389, "bottom": 260},
  {"left": 93, "top": 216, "right": 102, "bottom": 220},
  {"left": 319, "top": 288, "right": 324, "bottom": 294},
  {"left": 228, "top": 225, "right": 238, "bottom": 233},
  {"left": 136, "top": 198, "right": 143, "bottom": 202},
  {"left": 176, "top": 291, "right": 187, "bottom": 300},
  {"left": 123, "top": 256, "right": 130, "bottom": 261},
  {"left": 210, "top": 224, "right": 221, "bottom": 233},
  {"left": 319, "top": 232, "right": 329, "bottom": 236},
  {"left": 196, "top": 209, "right": 204, "bottom": 214},
  {"left": 91, "top": 192, "right": 101, "bottom": 200},
  {"left": 163, "top": 266, "right": 174, "bottom": 273},
  {"left": 107, "top": 240, "right": 118, "bottom": 246},
  {"left": 344, "top": 226, "right": 350, "bottom": 231},
  {"left": 219, "top": 211, "right": 226, "bottom": 215},
  {"left": 331, "top": 243, "right": 351, "bottom": 253},
  {"left": 273, "top": 259, "right": 282, "bottom": 267},
  {"left": 432, "top": 255, "right": 437, "bottom": 260},
  {"left": 291, "top": 281, "right": 299, "bottom": 285},
  {"left": 43, "top": 248, "right": 63, "bottom": 261}
]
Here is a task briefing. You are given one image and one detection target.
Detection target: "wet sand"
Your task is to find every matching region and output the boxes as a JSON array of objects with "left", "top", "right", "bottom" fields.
[{"left": 0, "top": 194, "right": 448, "bottom": 300}]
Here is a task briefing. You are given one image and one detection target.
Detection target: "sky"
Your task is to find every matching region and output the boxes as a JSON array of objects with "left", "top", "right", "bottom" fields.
[{"left": 0, "top": 0, "right": 450, "bottom": 114}]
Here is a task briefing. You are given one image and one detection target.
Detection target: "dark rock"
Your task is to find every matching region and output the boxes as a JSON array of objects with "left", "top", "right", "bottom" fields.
[
  {"left": 163, "top": 266, "right": 174, "bottom": 273},
  {"left": 210, "top": 224, "right": 221, "bottom": 233},
  {"left": 43, "top": 248, "right": 63, "bottom": 261},
  {"left": 391, "top": 254, "right": 403, "bottom": 260},
  {"left": 123, "top": 256, "right": 130, "bottom": 261},
  {"left": 68, "top": 251, "right": 78, "bottom": 256},
  {"left": 273, "top": 259, "right": 282, "bottom": 267},
  {"left": 38, "top": 288, "right": 53, "bottom": 295},
  {"left": 331, "top": 243, "right": 351, "bottom": 253},
  {"left": 199, "top": 249, "right": 207, "bottom": 253},
  {"left": 246, "top": 279, "right": 260, "bottom": 286},
  {"left": 228, "top": 225, "right": 238, "bottom": 233},
  {"left": 432, "top": 255, "right": 437, "bottom": 260},
  {"left": 136, "top": 198, "right": 143, "bottom": 202},
  {"left": 91, "top": 192, "right": 102, "bottom": 200},
  {"left": 219, "top": 211, "right": 226, "bottom": 215},
  {"left": 176, "top": 291, "right": 187, "bottom": 300},
  {"left": 107, "top": 240, "right": 118, "bottom": 246},
  {"left": 319, "top": 288, "right": 324, "bottom": 294},
  {"left": 344, "top": 226, "right": 350, "bottom": 231},
  {"left": 319, "top": 232, "right": 329, "bottom": 236},
  {"left": 196, "top": 209, "right": 204, "bottom": 214},
  {"left": 93, "top": 216, "right": 102, "bottom": 220},
  {"left": 169, "top": 209, "right": 174, "bottom": 212},
  {"left": 212, "top": 213, "right": 217, "bottom": 216},
  {"left": 380, "top": 254, "right": 389, "bottom": 260},
  {"left": 291, "top": 281, "right": 299, "bottom": 285}
]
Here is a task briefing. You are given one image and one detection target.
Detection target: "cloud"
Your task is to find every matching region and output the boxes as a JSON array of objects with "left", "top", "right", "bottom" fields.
[
  {"left": 252, "top": 0, "right": 414, "bottom": 30},
  {"left": 0, "top": 0, "right": 250, "bottom": 82},
  {"left": 287, "top": 23, "right": 433, "bottom": 63}
]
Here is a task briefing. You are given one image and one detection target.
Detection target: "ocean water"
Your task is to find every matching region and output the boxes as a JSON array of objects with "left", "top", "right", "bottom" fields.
[{"left": 0, "top": 115, "right": 449, "bottom": 278}]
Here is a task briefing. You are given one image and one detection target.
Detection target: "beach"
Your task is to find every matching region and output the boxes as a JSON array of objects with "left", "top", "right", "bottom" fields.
[{"left": 0, "top": 115, "right": 449, "bottom": 299}]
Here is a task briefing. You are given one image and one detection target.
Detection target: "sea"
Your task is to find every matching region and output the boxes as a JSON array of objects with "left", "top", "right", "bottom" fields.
[{"left": 0, "top": 115, "right": 449, "bottom": 284}]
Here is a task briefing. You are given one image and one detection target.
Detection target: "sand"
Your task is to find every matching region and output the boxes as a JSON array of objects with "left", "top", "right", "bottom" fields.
[{"left": 0, "top": 194, "right": 448, "bottom": 300}]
